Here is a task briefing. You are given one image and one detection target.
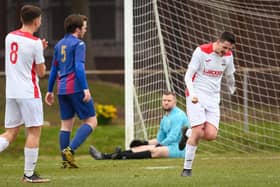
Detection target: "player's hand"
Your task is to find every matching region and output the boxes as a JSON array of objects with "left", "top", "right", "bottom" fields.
[
  {"left": 45, "top": 92, "right": 54, "bottom": 106},
  {"left": 191, "top": 96, "right": 198, "bottom": 104},
  {"left": 41, "top": 38, "right": 48, "bottom": 49},
  {"left": 229, "top": 87, "right": 236, "bottom": 95},
  {"left": 83, "top": 89, "right": 92, "bottom": 103}
]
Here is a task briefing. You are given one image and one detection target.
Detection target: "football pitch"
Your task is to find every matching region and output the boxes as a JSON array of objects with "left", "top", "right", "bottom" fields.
[{"left": 1, "top": 154, "right": 280, "bottom": 187}]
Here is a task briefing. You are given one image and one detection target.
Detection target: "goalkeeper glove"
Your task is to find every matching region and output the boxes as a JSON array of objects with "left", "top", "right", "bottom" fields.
[{"left": 155, "top": 144, "right": 162, "bottom": 147}]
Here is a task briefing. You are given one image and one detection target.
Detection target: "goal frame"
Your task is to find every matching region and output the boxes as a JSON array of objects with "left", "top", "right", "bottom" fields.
[
  {"left": 124, "top": 0, "right": 280, "bottom": 151},
  {"left": 124, "top": 0, "right": 172, "bottom": 148}
]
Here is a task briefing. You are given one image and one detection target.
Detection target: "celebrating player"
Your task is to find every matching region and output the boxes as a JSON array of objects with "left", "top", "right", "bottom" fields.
[
  {"left": 0, "top": 5, "right": 50, "bottom": 183},
  {"left": 89, "top": 91, "right": 190, "bottom": 160},
  {"left": 45, "top": 14, "right": 97, "bottom": 168},
  {"left": 180, "top": 31, "right": 236, "bottom": 177}
]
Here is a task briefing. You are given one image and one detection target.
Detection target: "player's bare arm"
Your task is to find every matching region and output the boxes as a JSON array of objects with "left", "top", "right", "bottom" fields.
[{"left": 35, "top": 63, "right": 46, "bottom": 78}]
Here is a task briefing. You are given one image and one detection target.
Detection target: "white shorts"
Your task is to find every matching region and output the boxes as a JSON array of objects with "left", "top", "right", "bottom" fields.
[
  {"left": 186, "top": 96, "right": 220, "bottom": 129},
  {"left": 5, "top": 98, "right": 43, "bottom": 128}
]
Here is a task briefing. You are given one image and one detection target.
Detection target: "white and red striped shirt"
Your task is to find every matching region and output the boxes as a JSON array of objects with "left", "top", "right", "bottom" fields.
[
  {"left": 5, "top": 30, "right": 45, "bottom": 98},
  {"left": 185, "top": 43, "right": 235, "bottom": 104}
]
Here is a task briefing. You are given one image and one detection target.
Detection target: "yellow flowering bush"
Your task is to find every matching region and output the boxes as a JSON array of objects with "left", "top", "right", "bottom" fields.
[{"left": 96, "top": 104, "right": 117, "bottom": 125}]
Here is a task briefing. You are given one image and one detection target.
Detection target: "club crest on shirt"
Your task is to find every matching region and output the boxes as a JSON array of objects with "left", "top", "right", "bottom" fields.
[{"left": 205, "top": 58, "right": 212, "bottom": 63}]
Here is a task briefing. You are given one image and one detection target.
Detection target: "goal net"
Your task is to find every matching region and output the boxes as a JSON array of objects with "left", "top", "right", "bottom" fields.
[{"left": 125, "top": 0, "right": 280, "bottom": 152}]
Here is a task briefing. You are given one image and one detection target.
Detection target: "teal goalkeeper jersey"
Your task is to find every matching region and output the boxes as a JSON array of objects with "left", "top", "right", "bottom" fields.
[{"left": 157, "top": 106, "right": 190, "bottom": 146}]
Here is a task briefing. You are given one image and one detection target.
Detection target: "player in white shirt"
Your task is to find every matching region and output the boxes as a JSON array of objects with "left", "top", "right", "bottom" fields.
[
  {"left": 180, "top": 31, "right": 236, "bottom": 177},
  {"left": 0, "top": 5, "right": 50, "bottom": 183}
]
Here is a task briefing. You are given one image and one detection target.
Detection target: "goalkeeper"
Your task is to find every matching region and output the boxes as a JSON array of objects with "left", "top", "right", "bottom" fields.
[{"left": 89, "top": 91, "right": 190, "bottom": 159}]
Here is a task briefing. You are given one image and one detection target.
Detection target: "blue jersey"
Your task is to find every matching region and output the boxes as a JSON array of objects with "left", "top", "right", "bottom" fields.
[
  {"left": 48, "top": 34, "right": 88, "bottom": 95},
  {"left": 157, "top": 106, "right": 190, "bottom": 146}
]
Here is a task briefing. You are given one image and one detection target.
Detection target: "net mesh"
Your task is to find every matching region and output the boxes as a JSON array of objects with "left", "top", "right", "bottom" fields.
[{"left": 131, "top": 0, "right": 280, "bottom": 153}]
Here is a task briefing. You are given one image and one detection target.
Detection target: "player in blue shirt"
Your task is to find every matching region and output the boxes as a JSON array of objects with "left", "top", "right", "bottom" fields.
[
  {"left": 45, "top": 14, "right": 97, "bottom": 168},
  {"left": 89, "top": 91, "right": 190, "bottom": 160}
]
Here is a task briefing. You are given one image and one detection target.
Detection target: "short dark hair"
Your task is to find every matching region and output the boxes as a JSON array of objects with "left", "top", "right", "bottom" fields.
[
  {"left": 64, "top": 14, "right": 88, "bottom": 34},
  {"left": 20, "top": 5, "right": 42, "bottom": 24},
  {"left": 163, "top": 91, "right": 176, "bottom": 97},
  {"left": 220, "top": 31, "right": 235, "bottom": 44}
]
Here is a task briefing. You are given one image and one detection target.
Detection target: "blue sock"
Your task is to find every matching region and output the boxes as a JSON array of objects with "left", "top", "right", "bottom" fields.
[
  {"left": 69, "top": 124, "right": 93, "bottom": 151},
  {"left": 59, "top": 131, "right": 70, "bottom": 161}
]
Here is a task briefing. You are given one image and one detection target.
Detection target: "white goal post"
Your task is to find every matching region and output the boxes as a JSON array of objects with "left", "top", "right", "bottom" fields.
[{"left": 125, "top": 0, "right": 280, "bottom": 152}]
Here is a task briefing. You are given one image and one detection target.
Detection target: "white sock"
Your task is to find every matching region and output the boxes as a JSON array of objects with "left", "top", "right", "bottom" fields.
[
  {"left": 183, "top": 144, "right": 197, "bottom": 169},
  {"left": 186, "top": 128, "right": 192, "bottom": 138},
  {"left": 0, "top": 137, "right": 9, "bottom": 152},
  {"left": 24, "top": 147, "right": 39, "bottom": 177}
]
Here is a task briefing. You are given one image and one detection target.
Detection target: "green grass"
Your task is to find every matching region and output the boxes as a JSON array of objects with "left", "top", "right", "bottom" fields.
[
  {"left": 1, "top": 77, "right": 280, "bottom": 186},
  {"left": 0, "top": 124, "right": 125, "bottom": 158},
  {"left": 0, "top": 154, "right": 280, "bottom": 187},
  {"left": 1, "top": 125, "right": 280, "bottom": 186},
  {"left": 0, "top": 76, "right": 126, "bottom": 157},
  {"left": 0, "top": 77, "right": 125, "bottom": 126}
]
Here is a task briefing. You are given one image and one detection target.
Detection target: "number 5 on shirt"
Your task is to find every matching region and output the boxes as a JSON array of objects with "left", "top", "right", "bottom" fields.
[{"left": 61, "top": 45, "right": 67, "bottom": 62}]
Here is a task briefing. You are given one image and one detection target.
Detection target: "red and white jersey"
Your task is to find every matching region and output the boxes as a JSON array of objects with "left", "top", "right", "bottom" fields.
[
  {"left": 186, "top": 43, "right": 235, "bottom": 103},
  {"left": 5, "top": 30, "right": 45, "bottom": 98}
]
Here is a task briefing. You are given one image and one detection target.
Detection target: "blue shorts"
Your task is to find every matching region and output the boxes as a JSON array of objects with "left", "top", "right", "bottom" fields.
[
  {"left": 58, "top": 92, "right": 96, "bottom": 120},
  {"left": 167, "top": 145, "right": 185, "bottom": 158}
]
